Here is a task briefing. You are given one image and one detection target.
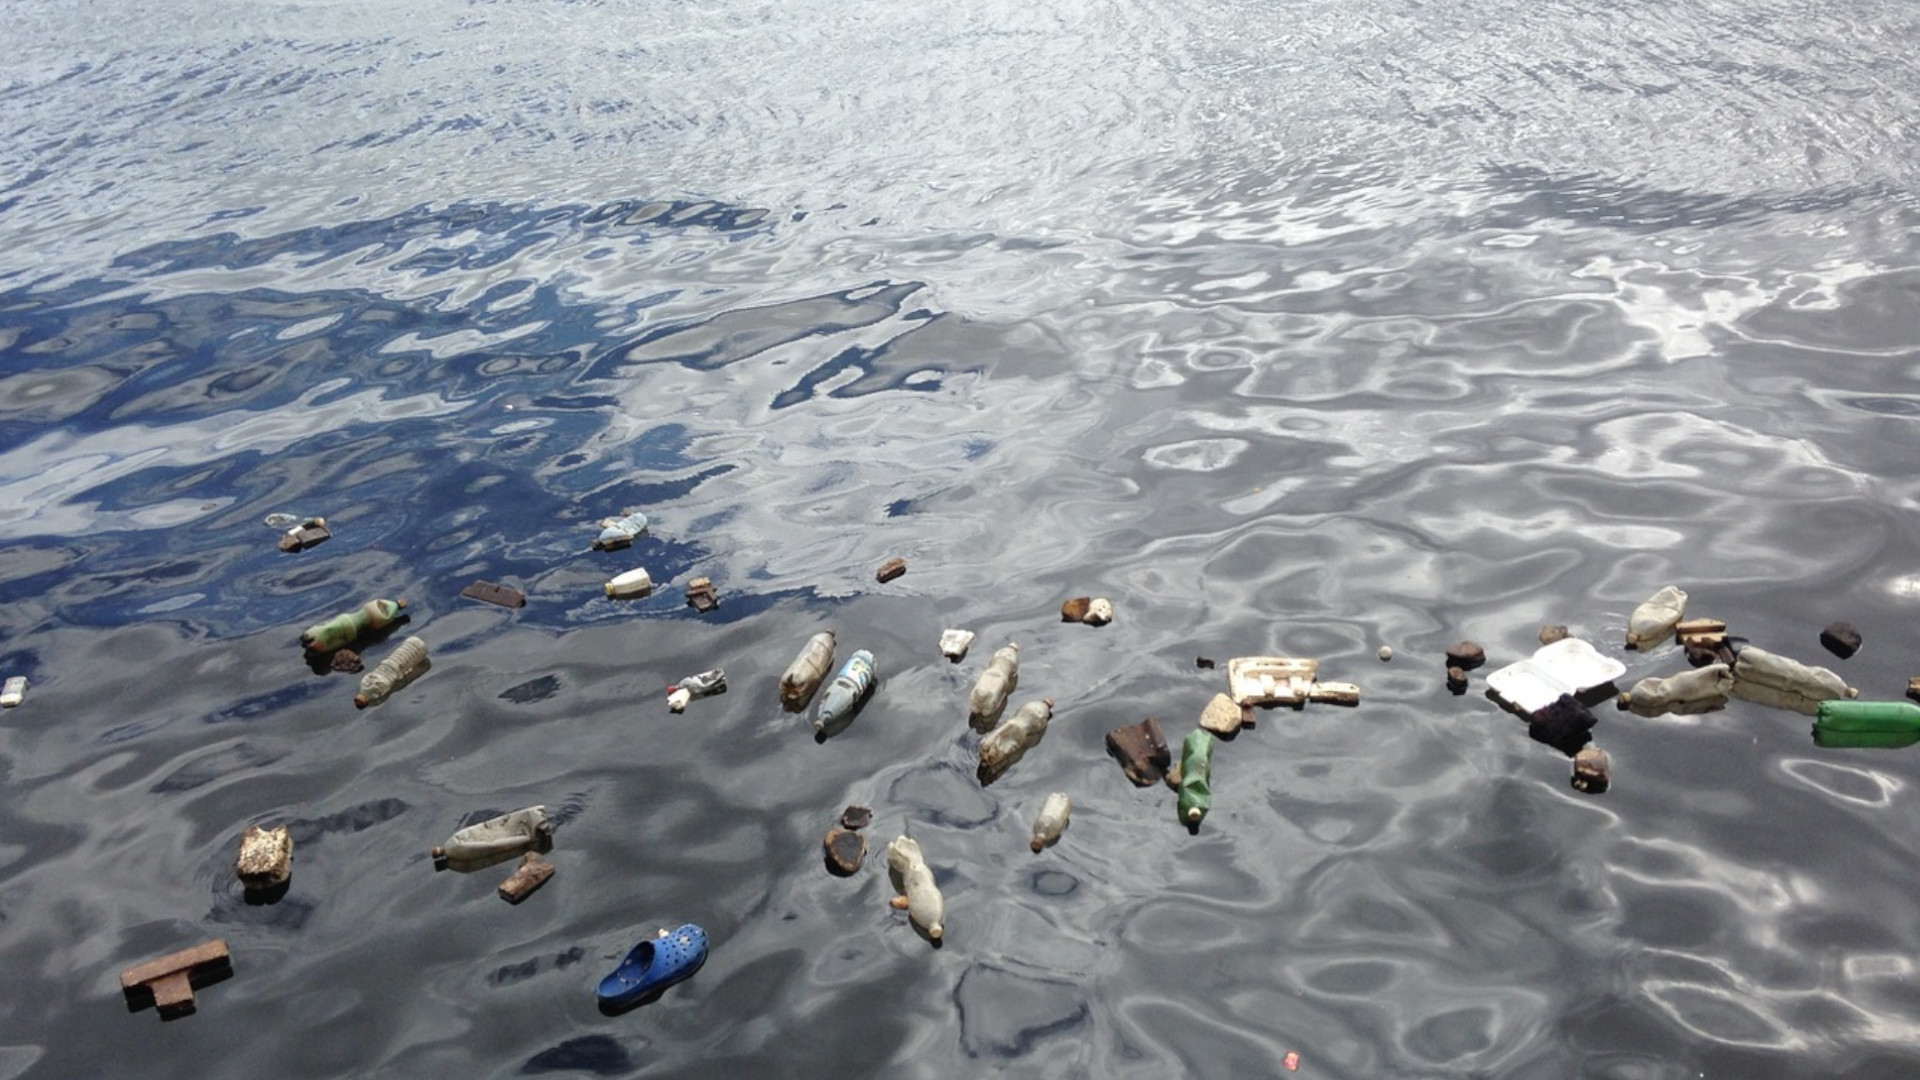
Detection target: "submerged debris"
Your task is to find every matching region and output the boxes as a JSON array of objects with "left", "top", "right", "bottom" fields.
[
  {"left": 1105, "top": 717, "right": 1171, "bottom": 787},
  {"left": 1445, "top": 641, "right": 1486, "bottom": 670},
  {"left": 1528, "top": 695, "right": 1598, "bottom": 756}
]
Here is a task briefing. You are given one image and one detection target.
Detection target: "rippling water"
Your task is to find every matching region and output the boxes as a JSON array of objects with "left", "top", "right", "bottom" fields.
[{"left": 6, "top": 0, "right": 1920, "bottom": 1076}]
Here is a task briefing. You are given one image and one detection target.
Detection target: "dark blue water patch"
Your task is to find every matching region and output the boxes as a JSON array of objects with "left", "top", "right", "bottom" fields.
[
  {"left": 499, "top": 674, "right": 561, "bottom": 704},
  {"left": 285, "top": 798, "right": 411, "bottom": 845},
  {"left": 522, "top": 1035, "right": 638, "bottom": 1076},
  {"left": 151, "top": 740, "right": 286, "bottom": 794},
  {"left": 490, "top": 946, "right": 588, "bottom": 987}
]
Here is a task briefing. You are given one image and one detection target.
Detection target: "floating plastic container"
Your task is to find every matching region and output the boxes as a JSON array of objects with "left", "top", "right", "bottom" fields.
[
  {"left": 1815, "top": 699, "right": 1920, "bottom": 744},
  {"left": 1731, "top": 645, "right": 1856, "bottom": 716},
  {"left": 967, "top": 643, "right": 1020, "bottom": 732},
  {"left": 597, "top": 924, "right": 708, "bottom": 1008},
  {"left": 1178, "top": 729, "right": 1214, "bottom": 826},
  {"left": 604, "top": 568, "right": 654, "bottom": 599},
  {"left": 815, "top": 650, "right": 876, "bottom": 737},
  {"left": 433, "top": 805, "right": 551, "bottom": 868},
  {"left": 780, "top": 632, "right": 835, "bottom": 711},
  {"left": 939, "top": 629, "right": 975, "bottom": 662},
  {"left": 1227, "top": 656, "right": 1319, "bottom": 707},
  {"left": 978, "top": 698, "right": 1052, "bottom": 786},
  {"left": 1626, "top": 585, "right": 1688, "bottom": 650},
  {"left": 355, "top": 636, "right": 430, "bottom": 709},
  {"left": 1619, "top": 663, "right": 1732, "bottom": 717},
  {"left": 301, "top": 598, "right": 405, "bottom": 653},
  {"left": 885, "top": 836, "right": 945, "bottom": 940},
  {"left": 1, "top": 676, "right": 25, "bottom": 708},
  {"left": 1030, "top": 792, "right": 1071, "bottom": 853},
  {"left": 1485, "top": 638, "right": 1626, "bottom": 715},
  {"left": 592, "top": 511, "right": 649, "bottom": 552}
]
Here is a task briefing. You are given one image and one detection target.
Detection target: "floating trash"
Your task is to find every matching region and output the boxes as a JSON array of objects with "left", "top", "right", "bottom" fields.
[
  {"left": 815, "top": 650, "right": 876, "bottom": 738},
  {"left": 1198, "top": 692, "right": 1249, "bottom": 736},
  {"left": 597, "top": 924, "right": 708, "bottom": 1008},
  {"left": 1060, "top": 598, "right": 1091, "bottom": 623},
  {"left": 1572, "top": 745, "right": 1612, "bottom": 793},
  {"left": 1030, "top": 792, "right": 1071, "bottom": 853},
  {"left": 604, "top": 567, "right": 654, "bottom": 599},
  {"left": 875, "top": 557, "right": 907, "bottom": 584},
  {"left": 1619, "top": 663, "right": 1732, "bottom": 717},
  {"left": 1528, "top": 695, "right": 1597, "bottom": 756},
  {"left": 978, "top": 699, "right": 1052, "bottom": 786},
  {"left": 1485, "top": 638, "right": 1625, "bottom": 716},
  {"left": 235, "top": 825, "right": 292, "bottom": 891},
  {"left": 1626, "top": 585, "right": 1688, "bottom": 650},
  {"left": 1, "top": 676, "right": 25, "bottom": 708},
  {"left": 1177, "top": 729, "right": 1214, "bottom": 827},
  {"left": 1082, "top": 598, "right": 1114, "bottom": 626},
  {"left": 433, "top": 805, "right": 551, "bottom": 870},
  {"left": 1729, "top": 645, "right": 1856, "bottom": 716},
  {"left": 967, "top": 643, "right": 1019, "bottom": 732},
  {"left": 685, "top": 577, "right": 719, "bottom": 613},
  {"left": 1445, "top": 641, "right": 1486, "bottom": 669},
  {"left": 1106, "top": 717, "right": 1171, "bottom": 787},
  {"left": 498, "top": 853, "right": 555, "bottom": 904},
  {"left": 780, "top": 631, "right": 836, "bottom": 711},
  {"left": 355, "top": 636, "right": 430, "bottom": 709},
  {"left": 121, "top": 940, "right": 231, "bottom": 1021},
  {"left": 592, "top": 510, "right": 648, "bottom": 552},
  {"left": 301, "top": 598, "right": 406, "bottom": 653},
  {"left": 461, "top": 580, "right": 525, "bottom": 608},
  {"left": 885, "top": 836, "right": 945, "bottom": 941},
  {"left": 276, "top": 517, "right": 330, "bottom": 553},
  {"left": 1821, "top": 621, "right": 1863, "bottom": 659},
  {"left": 939, "top": 628, "right": 975, "bottom": 662}
]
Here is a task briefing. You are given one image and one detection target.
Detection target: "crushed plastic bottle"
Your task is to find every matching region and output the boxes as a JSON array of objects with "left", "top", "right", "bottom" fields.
[
  {"left": 1730, "top": 645, "right": 1856, "bottom": 715},
  {"left": 967, "top": 643, "right": 1020, "bottom": 732},
  {"left": 433, "top": 805, "right": 552, "bottom": 868},
  {"left": 592, "top": 510, "right": 649, "bottom": 551},
  {"left": 354, "top": 636, "right": 430, "bottom": 709},
  {"left": 1030, "top": 792, "right": 1071, "bottom": 853},
  {"left": 1178, "top": 729, "right": 1214, "bottom": 827},
  {"left": 1619, "top": 663, "right": 1732, "bottom": 717},
  {"left": 978, "top": 698, "right": 1053, "bottom": 786},
  {"left": 885, "top": 835, "right": 945, "bottom": 941},
  {"left": 1, "top": 676, "right": 25, "bottom": 708},
  {"left": 1626, "top": 585, "right": 1688, "bottom": 650},
  {"left": 301, "top": 598, "right": 406, "bottom": 652},
  {"left": 814, "top": 650, "right": 876, "bottom": 737},
  {"left": 780, "top": 631, "right": 836, "bottom": 711},
  {"left": 675, "top": 670, "right": 727, "bottom": 698},
  {"left": 604, "top": 567, "right": 654, "bottom": 599},
  {"left": 667, "top": 687, "right": 692, "bottom": 713}
]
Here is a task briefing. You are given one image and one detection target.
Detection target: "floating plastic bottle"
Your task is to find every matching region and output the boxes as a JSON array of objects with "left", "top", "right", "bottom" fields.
[
  {"left": 432, "top": 805, "right": 552, "bottom": 868},
  {"left": 1178, "top": 729, "right": 1214, "bottom": 827},
  {"left": 355, "top": 636, "right": 430, "bottom": 709},
  {"left": 1730, "top": 645, "right": 1856, "bottom": 715},
  {"left": 1030, "top": 792, "right": 1071, "bottom": 853},
  {"left": 667, "top": 687, "right": 692, "bottom": 713},
  {"left": 301, "top": 598, "right": 406, "bottom": 652},
  {"left": 967, "top": 643, "right": 1020, "bottom": 732},
  {"left": 885, "top": 836, "right": 945, "bottom": 941},
  {"left": 780, "top": 631, "right": 836, "bottom": 711},
  {"left": 1619, "top": 663, "right": 1732, "bottom": 717},
  {"left": 1626, "top": 586, "right": 1688, "bottom": 650},
  {"left": 1813, "top": 700, "right": 1920, "bottom": 748},
  {"left": 675, "top": 670, "right": 726, "bottom": 697},
  {"left": 814, "top": 650, "right": 876, "bottom": 737},
  {"left": 592, "top": 511, "right": 649, "bottom": 551},
  {"left": 978, "top": 698, "right": 1052, "bottom": 786},
  {"left": 604, "top": 567, "right": 654, "bottom": 599}
]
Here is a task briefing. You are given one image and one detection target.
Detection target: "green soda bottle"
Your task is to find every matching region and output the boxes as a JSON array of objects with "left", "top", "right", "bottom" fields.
[
  {"left": 1813, "top": 700, "right": 1920, "bottom": 749},
  {"left": 1178, "top": 728, "right": 1214, "bottom": 826},
  {"left": 300, "top": 598, "right": 406, "bottom": 652}
]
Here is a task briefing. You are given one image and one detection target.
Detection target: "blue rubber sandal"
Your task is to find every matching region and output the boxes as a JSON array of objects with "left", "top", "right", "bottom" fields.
[{"left": 596, "top": 924, "right": 709, "bottom": 1008}]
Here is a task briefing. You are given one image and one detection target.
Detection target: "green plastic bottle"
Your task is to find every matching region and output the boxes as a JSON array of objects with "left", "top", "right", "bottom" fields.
[
  {"left": 1813, "top": 700, "right": 1920, "bottom": 749},
  {"left": 1178, "top": 729, "right": 1214, "bottom": 827},
  {"left": 301, "top": 598, "right": 406, "bottom": 652}
]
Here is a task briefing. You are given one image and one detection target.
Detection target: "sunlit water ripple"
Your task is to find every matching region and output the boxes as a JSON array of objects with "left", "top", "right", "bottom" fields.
[{"left": 5, "top": 0, "right": 1920, "bottom": 1077}]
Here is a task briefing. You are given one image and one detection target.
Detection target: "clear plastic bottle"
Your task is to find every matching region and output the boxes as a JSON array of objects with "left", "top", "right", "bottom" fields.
[
  {"left": 355, "top": 636, "right": 430, "bottom": 709},
  {"left": 967, "top": 643, "right": 1020, "bottom": 732},
  {"left": 433, "top": 805, "right": 552, "bottom": 867},
  {"left": 885, "top": 836, "right": 945, "bottom": 940},
  {"left": 815, "top": 650, "right": 876, "bottom": 737},
  {"left": 780, "top": 631, "right": 836, "bottom": 710},
  {"left": 1030, "top": 792, "right": 1071, "bottom": 853},
  {"left": 978, "top": 699, "right": 1052, "bottom": 785},
  {"left": 1626, "top": 586, "right": 1688, "bottom": 650},
  {"left": 301, "top": 598, "right": 406, "bottom": 652}
]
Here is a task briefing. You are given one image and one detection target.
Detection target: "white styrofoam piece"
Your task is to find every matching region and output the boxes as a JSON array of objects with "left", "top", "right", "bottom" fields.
[{"left": 1485, "top": 638, "right": 1625, "bottom": 714}]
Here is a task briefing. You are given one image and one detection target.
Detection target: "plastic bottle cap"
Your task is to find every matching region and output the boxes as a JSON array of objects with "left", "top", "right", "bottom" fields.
[{"left": 1186, "top": 808, "right": 1202, "bottom": 823}]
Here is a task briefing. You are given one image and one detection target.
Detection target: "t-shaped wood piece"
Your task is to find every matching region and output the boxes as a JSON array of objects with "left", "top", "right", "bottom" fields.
[{"left": 121, "top": 940, "right": 231, "bottom": 1019}]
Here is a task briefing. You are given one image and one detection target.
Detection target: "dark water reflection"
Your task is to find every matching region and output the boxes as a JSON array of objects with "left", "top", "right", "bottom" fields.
[{"left": 9, "top": 0, "right": 1920, "bottom": 1077}]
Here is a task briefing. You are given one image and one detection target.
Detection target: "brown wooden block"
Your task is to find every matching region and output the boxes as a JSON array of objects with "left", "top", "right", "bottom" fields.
[
  {"left": 276, "top": 519, "right": 330, "bottom": 552},
  {"left": 685, "top": 577, "right": 719, "bottom": 613},
  {"left": 461, "top": 580, "right": 526, "bottom": 608},
  {"left": 874, "top": 558, "right": 907, "bottom": 584},
  {"left": 497, "top": 853, "right": 555, "bottom": 904},
  {"left": 121, "top": 940, "right": 231, "bottom": 1019}
]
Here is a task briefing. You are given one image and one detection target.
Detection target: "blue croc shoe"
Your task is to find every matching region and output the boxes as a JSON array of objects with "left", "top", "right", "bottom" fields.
[{"left": 597, "top": 924, "right": 709, "bottom": 1009}]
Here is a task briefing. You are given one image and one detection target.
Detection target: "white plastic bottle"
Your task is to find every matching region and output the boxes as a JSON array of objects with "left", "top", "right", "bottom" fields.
[
  {"left": 967, "top": 643, "right": 1020, "bottom": 732},
  {"left": 885, "top": 836, "right": 945, "bottom": 941},
  {"left": 978, "top": 699, "right": 1052, "bottom": 785},
  {"left": 1626, "top": 586, "right": 1688, "bottom": 649},
  {"left": 1030, "top": 793, "right": 1071, "bottom": 853},
  {"left": 604, "top": 567, "right": 654, "bottom": 599}
]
